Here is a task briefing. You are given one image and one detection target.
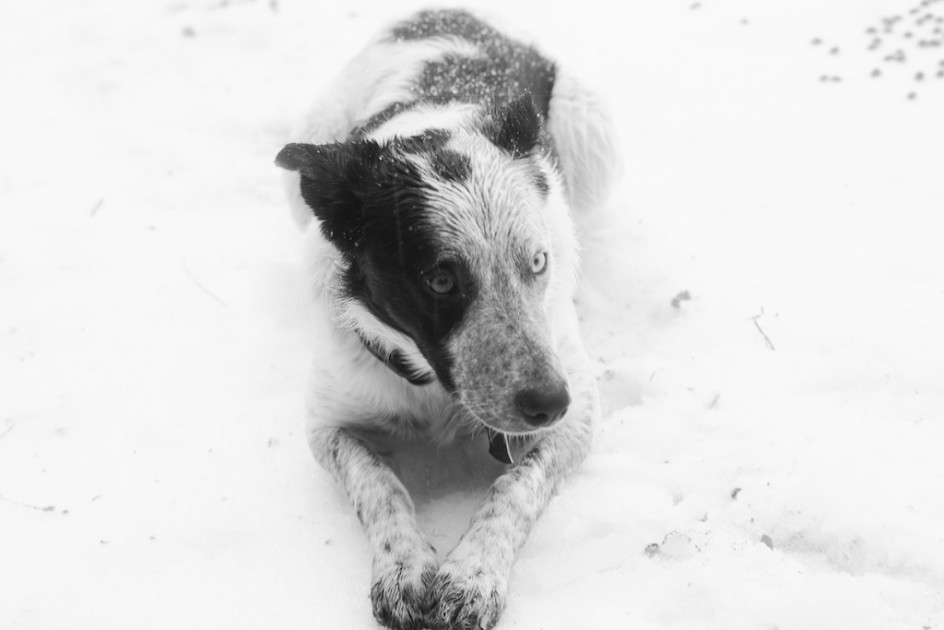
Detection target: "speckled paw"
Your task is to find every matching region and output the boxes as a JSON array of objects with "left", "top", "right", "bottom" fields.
[
  {"left": 370, "top": 542, "right": 439, "bottom": 630},
  {"left": 424, "top": 560, "right": 507, "bottom": 630}
]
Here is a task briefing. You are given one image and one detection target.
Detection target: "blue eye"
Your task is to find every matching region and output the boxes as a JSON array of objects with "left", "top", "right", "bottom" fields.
[
  {"left": 531, "top": 252, "right": 548, "bottom": 275},
  {"left": 426, "top": 269, "right": 456, "bottom": 295}
]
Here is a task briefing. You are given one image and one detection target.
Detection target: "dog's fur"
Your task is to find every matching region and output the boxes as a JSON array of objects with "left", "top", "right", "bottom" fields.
[{"left": 276, "top": 10, "right": 617, "bottom": 630}]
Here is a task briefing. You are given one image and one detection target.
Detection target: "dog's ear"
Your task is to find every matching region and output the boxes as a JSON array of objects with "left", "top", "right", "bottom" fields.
[
  {"left": 275, "top": 142, "right": 366, "bottom": 253},
  {"left": 484, "top": 94, "right": 544, "bottom": 158}
]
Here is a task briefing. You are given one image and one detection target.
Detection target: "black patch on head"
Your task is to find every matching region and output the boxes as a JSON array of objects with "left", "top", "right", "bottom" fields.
[
  {"left": 275, "top": 140, "right": 473, "bottom": 390},
  {"left": 395, "top": 131, "right": 471, "bottom": 183},
  {"left": 396, "top": 129, "right": 451, "bottom": 155},
  {"left": 343, "top": 255, "right": 473, "bottom": 393},
  {"left": 429, "top": 149, "right": 471, "bottom": 182},
  {"left": 275, "top": 139, "right": 434, "bottom": 263},
  {"left": 483, "top": 95, "right": 544, "bottom": 158}
]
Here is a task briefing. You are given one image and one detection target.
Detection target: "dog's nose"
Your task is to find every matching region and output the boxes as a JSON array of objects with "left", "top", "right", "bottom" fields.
[{"left": 516, "top": 386, "right": 570, "bottom": 426}]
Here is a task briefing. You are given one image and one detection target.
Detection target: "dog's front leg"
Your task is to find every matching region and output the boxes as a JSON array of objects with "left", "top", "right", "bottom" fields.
[
  {"left": 426, "top": 416, "right": 593, "bottom": 630},
  {"left": 309, "top": 425, "right": 438, "bottom": 630}
]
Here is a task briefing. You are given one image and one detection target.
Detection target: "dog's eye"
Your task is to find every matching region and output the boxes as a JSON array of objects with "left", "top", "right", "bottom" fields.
[
  {"left": 530, "top": 252, "right": 548, "bottom": 275},
  {"left": 426, "top": 269, "right": 456, "bottom": 295}
]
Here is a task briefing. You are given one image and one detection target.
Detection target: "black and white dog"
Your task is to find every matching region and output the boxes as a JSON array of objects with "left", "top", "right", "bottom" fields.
[{"left": 276, "top": 9, "right": 617, "bottom": 630}]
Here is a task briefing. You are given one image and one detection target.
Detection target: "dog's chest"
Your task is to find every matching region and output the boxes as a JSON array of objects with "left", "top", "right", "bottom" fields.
[
  {"left": 388, "top": 382, "right": 467, "bottom": 443},
  {"left": 308, "top": 353, "right": 467, "bottom": 442}
]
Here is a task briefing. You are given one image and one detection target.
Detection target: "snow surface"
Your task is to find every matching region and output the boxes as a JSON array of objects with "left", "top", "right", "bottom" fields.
[{"left": 2, "top": 0, "right": 943, "bottom": 628}]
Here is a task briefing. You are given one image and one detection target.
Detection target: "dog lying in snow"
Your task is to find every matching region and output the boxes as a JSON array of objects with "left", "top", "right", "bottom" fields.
[{"left": 276, "top": 9, "right": 617, "bottom": 630}]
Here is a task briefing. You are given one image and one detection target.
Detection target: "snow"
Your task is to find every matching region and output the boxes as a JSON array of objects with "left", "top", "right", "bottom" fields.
[{"left": 2, "top": 0, "right": 943, "bottom": 628}]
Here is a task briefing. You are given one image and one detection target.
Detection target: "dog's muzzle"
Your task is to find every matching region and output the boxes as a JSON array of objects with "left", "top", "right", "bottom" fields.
[{"left": 485, "top": 382, "right": 570, "bottom": 465}]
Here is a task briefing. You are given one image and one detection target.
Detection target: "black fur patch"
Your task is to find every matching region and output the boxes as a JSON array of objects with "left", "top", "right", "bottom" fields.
[
  {"left": 388, "top": 9, "right": 556, "bottom": 115},
  {"left": 397, "top": 131, "right": 471, "bottom": 183},
  {"left": 275, "top": 140, "right": 473, "bottom": 389},
  {"left": 429, "top": 149, "right": 472, "bottom": 182},
  {"left": 344, "top": 253, "right": 472, "bottom": 392},
  {"left": 275, "top": 142, "right": 365, "bottom": 252},
  {"left": 483, "top": 95, "right": 544, "bottom": 158},
  {"left": 414, "top": 54, "right": 555, "bottom": 118},
  {"left": 396, "top": 129, "right": 451, "bottom": 155},
  {"left": 370, "top": 9, "right": 556, "bottom": 130}
]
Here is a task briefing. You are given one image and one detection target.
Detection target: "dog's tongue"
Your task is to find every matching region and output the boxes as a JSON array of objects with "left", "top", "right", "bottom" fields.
[{"left": 486, "top": 428, "right": 514, "bottom": 465}]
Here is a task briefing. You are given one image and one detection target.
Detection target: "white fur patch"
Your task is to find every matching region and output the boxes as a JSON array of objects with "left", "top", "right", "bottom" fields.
[{"left": 367, "top": 103, "right": 481, "bottom": 143}]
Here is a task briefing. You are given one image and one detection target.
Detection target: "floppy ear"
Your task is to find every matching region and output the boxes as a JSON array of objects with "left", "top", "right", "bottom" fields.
[
  {"left": 484, "top": 94, "right": 544, "bottom": 158},
  {"left": 275, "top": 142, "right": 364, "bottom": 252}
]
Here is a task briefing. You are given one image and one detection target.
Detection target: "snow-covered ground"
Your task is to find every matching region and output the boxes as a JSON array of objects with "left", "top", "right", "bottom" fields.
[{"left": 2, "top": 1, "right": 943, "bottom": 628}]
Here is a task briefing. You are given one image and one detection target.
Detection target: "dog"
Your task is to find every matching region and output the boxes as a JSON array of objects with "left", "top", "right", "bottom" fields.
[{"left": 275, "top": 9, "right": 618, "bottom": 630}]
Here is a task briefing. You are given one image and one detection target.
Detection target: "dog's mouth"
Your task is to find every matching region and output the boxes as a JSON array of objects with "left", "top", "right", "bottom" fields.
[
  {"left": 485, "top": 427, "right": 514, "bottom": 464},
  {"left": 467, "top": 400, "right": 563, "bottom": 466}
]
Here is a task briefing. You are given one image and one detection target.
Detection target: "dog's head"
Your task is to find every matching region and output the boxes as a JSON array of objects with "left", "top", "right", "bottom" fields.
[{"left": 277, "top": 96, "right": 578, "bottom": 435}]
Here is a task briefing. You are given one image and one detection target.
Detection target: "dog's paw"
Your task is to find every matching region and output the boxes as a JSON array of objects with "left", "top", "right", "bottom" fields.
[
  {"left": 370, "top": 539, "right": 439, "bottom": 630},
  {"left": 424, "top": 553, "right": 508, "bottom": 630}
]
